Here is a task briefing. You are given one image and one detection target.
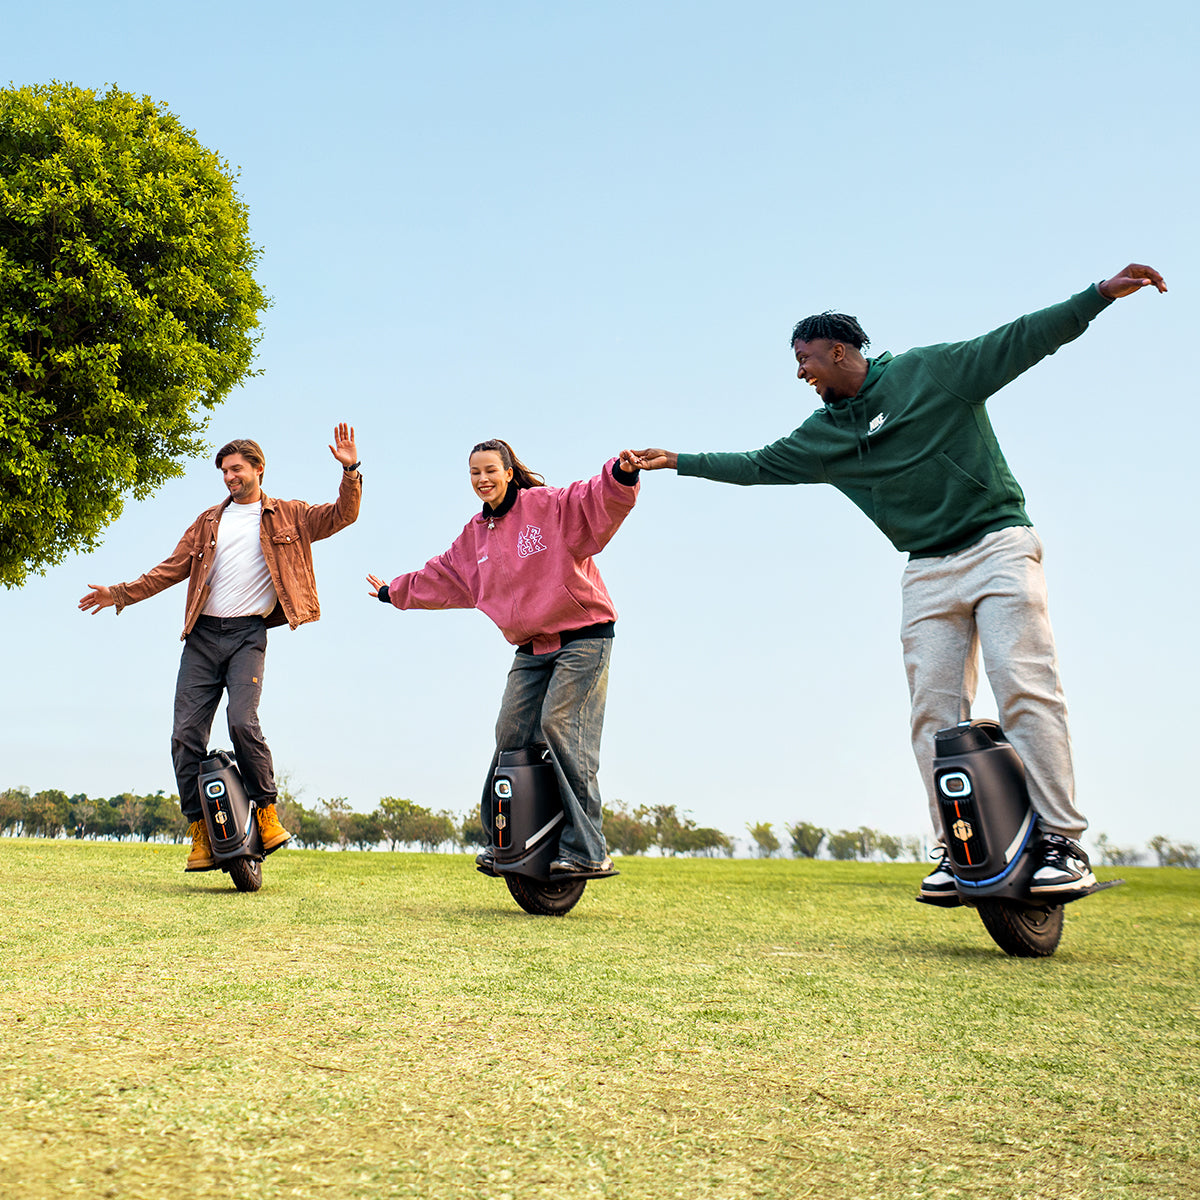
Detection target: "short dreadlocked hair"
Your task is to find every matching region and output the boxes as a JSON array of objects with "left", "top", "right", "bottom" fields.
[{"left": 789, "top": 312, "right": 870, "bottom": 351}]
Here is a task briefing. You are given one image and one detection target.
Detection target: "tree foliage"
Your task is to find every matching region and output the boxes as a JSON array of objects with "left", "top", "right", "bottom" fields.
[
  {"left": 1093, "top": 832, "right": 1143, "bottom": 867},
  {"left": 604, "top": 803, "right": 654, "bottom": 855},
  {"left": 786, "top": 821, "right": 826, "bottom": 859},
  {"left": 747, "top": 821, "right": 780, "bottom": 858},
  {"left": 0, "top": 81, "right": 268, "bottom": 586},
  {"left": 1147, "top": 835, "right": 1199, "bottom": 869},
  {"left": 826, "top": 829, "right": 863, "bottom": 861}
]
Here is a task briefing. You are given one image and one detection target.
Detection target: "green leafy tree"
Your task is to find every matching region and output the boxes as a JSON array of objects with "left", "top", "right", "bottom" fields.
[
  {"left": 411, "top": 808, "right": 456, "bottom": 852},
  {"left": 346, "top": 810, "right": 383, "bottom": 851},
  {"left": 786, "top": 821, "right": 826, "bottom": 859},
  {"left": 1147, "top": 835, "right": 1198, "bottom": 868},
  {"left": 605, "top": 803, "right": 653, "bottom": 856},
  {"left": 321, "top": 796, "right": 353, "bottom": 849},
  {"left": 827, "top": 829, "right": 862, "bottom": 861},
  {"left": 680, "top": 825, "right": 733, "bottom": 857},
  {"left": 747, "top": 821, "right": 780, "bottom": 858},
  {"left": 378, "top": 796, "right": 420, "bottom": 851},
  {"left": 24, "top": 788, "right": 71, "bottom": 837},
  {"left": 0, "top": 82, "right": 268, "bottom": 587},
  {"left": 1093, "top": 833, "right": 1143, "bottom": 867},
  {"left": 92, "top": 796, "right": 125, "bottom": 840},
  {"left": 116, "top": 792, "right": 145, "bottom": 841},
  {"left": 1, "top": 786, "right": 30, "bottom": 835},
  {"left": 1172, "top": 843, "right": 1199, "bottom": 868},
  {"left": 646, "top": 803, "right": 688, "bottom": 856},
  {"left": 855, "top": 826, "right": 878, "bottom": 860},
  {"left": 129, "top": 790, "right": 180, "bottom": 841},
  {"left": 875, "top": 833, "right": 903, "bottom": 861},
  {"left": 290, "top": 804, "right": 335, "bottom": 849},
  {"left": 458, "top": 807, "right": 486, "bottom": 850},
  {"left": 68, "top": 793, "right": 94, "bottom": 838}
]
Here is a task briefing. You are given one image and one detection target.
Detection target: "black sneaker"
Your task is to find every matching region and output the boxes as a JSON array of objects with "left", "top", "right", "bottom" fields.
[
  {"left": 920, "top": 845, "right": 958, "bottom": 899},
  {"left": 1030, "top": 834, "right": 1095, "bottom": 894},
  {"left": 475, "top": 851, "right": 498, "bottom": 877}
]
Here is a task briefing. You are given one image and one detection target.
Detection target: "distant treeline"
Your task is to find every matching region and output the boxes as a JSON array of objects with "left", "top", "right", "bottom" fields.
[{"left": 1, "top": 787, "right": 1195, "bottom": 865}]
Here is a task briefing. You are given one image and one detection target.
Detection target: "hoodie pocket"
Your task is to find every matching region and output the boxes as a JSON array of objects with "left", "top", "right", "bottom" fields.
[{"left": 874, "top": 453, "right": 988, "bottom": 546}]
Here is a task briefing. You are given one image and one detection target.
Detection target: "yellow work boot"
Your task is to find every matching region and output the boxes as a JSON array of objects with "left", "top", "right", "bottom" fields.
[
  {"left": 185, "top": 820, "right": 215, "bottom": 871},
  {"left": 256, "top": 804, "right": 291, "bottom": 853}
]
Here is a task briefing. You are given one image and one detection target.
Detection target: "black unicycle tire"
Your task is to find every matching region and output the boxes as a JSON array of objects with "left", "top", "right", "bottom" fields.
[
  {"left": 228, "top": 857, "right": 263, "bottom": 893},
  {"left": 504, "top": 874, "right": 586, "bottom": 916},
  {"left": 976, "top": 899, "right": 1063, "bottom": 957}
]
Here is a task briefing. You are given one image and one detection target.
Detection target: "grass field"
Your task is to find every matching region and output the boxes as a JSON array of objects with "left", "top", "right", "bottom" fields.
[{"left": 0, "top": 840, "right": 1196, "bottom": 1199}]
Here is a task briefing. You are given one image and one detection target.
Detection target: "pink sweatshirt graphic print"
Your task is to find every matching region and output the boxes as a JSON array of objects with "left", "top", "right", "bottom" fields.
[{"left": 387, "top": 459, "right": 638, "bottom": 654}]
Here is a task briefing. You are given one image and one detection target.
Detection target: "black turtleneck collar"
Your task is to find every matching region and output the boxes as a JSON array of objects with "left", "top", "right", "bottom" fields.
[{"left": 481, "top": 483, "right": 520, "bottom": 521}]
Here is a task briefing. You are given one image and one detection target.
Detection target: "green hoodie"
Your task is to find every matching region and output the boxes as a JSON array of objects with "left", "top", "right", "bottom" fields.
[{"left": 677, "top": 285, "right": 1112, "bottom": 558}]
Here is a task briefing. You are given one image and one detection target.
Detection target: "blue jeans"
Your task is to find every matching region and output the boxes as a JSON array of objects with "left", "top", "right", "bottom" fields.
[{"left": 481, "top": 638, "right": 612, "bottom": 867}]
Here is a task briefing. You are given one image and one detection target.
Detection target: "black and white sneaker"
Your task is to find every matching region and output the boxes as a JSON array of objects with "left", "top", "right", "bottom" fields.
[
  {"left": 920, "top": 846, "right": 958, "bottom": 899},
  {"left": 1030, "top": 834, "right": 1095, "bottom": 894}
]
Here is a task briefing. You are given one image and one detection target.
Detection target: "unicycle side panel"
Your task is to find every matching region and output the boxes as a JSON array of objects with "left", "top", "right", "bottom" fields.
[{"left": 491, "top": 744, "right": 564, "bottom": 879}]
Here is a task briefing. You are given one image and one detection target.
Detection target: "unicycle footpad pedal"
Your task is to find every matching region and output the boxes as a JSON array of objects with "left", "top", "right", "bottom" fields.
[
  {"left": 1048, "top": 878, "right": 1125, "bottom": 905},
  {"left": 550, "top": 865, "right": 620, "bottom": 880}
]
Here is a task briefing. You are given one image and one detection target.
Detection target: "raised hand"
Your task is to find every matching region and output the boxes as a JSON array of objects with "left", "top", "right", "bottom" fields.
[
  {"left": 1098, "top": 264, "right": 1167, "bottom": 300},
  {"left": 329, "top": 422, "right": 358, "bottom": 468},
  {"left": 366, "top": 572, "right": 387, "bottom": 598}
]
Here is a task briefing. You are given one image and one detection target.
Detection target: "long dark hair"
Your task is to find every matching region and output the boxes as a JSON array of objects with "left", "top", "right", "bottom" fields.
[{"left": 471, "top": 439, "right": 545, "bottom": 489}]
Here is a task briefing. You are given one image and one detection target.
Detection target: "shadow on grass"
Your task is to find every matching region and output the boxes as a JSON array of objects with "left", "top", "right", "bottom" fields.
[
  {"left": 435, "top": 899, "right": 621, "bottom": 924},
  {"left": 162, "top": 879, "right": 260, "bottom": 896}
]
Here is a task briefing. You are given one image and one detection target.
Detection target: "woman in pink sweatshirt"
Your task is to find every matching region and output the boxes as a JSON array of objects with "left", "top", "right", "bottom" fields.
[{"left": 367, "top": 439, "right": 640, "bottom": 875}]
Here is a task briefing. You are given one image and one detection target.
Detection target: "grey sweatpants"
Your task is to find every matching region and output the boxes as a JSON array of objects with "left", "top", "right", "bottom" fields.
[{"left": 901, "top": 526, "right": 1086, "bottom": 840}]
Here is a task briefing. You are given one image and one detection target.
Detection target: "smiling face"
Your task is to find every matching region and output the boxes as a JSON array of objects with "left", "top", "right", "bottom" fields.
[
  {"left": 218, "top": 452, "right": 263, "bottom": 504},
  {"left": 792, "top": 337, "right": 845, "bottom": 400},
  {"left": 469, "top": 450, "right": 513, "bottom": 510}
]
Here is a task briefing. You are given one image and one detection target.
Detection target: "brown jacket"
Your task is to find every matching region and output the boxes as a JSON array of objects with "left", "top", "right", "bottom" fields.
[{"left": 111, "top": 470, "right": 362, "bottom": 639}]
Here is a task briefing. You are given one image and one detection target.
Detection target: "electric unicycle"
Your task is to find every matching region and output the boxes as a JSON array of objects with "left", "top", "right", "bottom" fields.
[
  {"left": 478, "top": 744, "right": 617, "bottom": 915},
  {"left": 917, "top": 720, "right": 1123, "bottom": 957}
]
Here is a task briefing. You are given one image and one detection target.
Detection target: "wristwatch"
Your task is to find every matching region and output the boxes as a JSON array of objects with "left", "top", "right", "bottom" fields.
[{"left": 344, "top": 461, "right": 361, "bottom": 473}]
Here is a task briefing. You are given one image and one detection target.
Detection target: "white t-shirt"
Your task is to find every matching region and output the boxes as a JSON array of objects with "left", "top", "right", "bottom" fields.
[{"left": 202, "top": 500, "right": 278, "bottom": 618}]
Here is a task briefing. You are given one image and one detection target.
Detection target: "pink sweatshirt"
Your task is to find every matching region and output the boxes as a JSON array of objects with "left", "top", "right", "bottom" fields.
[{"left": 387, "top": 459, "right": 639, "bottom": 654}]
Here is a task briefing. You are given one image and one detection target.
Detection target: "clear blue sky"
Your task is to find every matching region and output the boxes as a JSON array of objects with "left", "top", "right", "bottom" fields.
[{"left": 3, "top": 0, "right": 1197, "bottom": 852}]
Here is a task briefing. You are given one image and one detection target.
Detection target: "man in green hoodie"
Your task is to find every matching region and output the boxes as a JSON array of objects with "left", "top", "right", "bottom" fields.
[{"left": 622, "top": 263, "right": 1166, "bottom": 898}]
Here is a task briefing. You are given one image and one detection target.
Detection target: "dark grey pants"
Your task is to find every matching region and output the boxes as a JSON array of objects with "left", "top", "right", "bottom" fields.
[{"left": 171, "top": 615, "right": 275, "bottom": 821}]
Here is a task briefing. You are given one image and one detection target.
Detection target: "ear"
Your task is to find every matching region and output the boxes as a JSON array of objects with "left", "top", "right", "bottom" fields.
[{"left": 830, "top": 341, "right": 846, "bottom": 363}]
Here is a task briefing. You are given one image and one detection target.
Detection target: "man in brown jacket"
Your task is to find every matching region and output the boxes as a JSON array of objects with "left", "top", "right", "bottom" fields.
[{"left": 79, "top": 423, "right": 362, "bottom": 869}]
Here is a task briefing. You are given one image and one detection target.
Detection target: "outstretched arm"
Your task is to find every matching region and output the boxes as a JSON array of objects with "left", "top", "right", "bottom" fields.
[
  {"left": 78, "top": 584, "right": 116, "bottom": 614},
  {"left": 366, "top": 573, "right": 388, "bottom": 599},
  {"left": 620, "top": 448, "right": 678, "bottom": 471},
  {"left": 1098, "top": 264, "right": 1167, "bottom": 300}
]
